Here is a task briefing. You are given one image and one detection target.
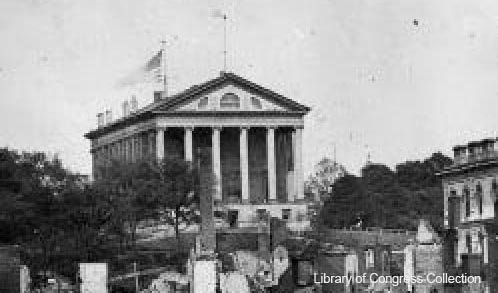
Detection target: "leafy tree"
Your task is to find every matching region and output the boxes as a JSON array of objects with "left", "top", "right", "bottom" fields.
[
  {"left": 318, "top": 152, "right": 452, "bottom": 232},
  {"left": 305, "top": 157, "right": 346, "bottom": 201},
  {"left": 95, "top": 158, "right": 159, "bottom": 248},
  {"left": 155, "top": 156, "right": 214, "bottom": 240}
]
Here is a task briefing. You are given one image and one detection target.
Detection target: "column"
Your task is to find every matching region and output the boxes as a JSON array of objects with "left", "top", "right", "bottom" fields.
[
  {"left": 212, "top": 127, "right": 222, "bottom": 202},
  {"left": 148, "top": 132, "right": 155, "bottom": 157},
  {"left": 126, "top": 139, "right": 131, "bottom": 162},
  {"left": 117, "top": 140, "right": 122, "bottom": 160},
  {"left": 267, "top": 127, "right": 277, "bottom": 202},
  {"left": 289, "top": 131, "right": 296, "bottom": 202},
  {"left": 156, "top": 128, "right": 165, "bottom": 161},
  {"left": 240, "top": 127, "right": 250, "bottom": 204},
  {"left": 122, "top": 140, "right": 127, "bottom": 162},
  {"left": 130, "top": 136, "right": 136, "bottom": 162},
  {"left": 184, "top": 127, "right": 194, "bottom": 162},
  {"left": 294, "top": 126, "right": 304, "bottom": 201},
  {"left": 122, "top": 139, "right": 126, "bottom": 160},
  {"left": 136, "top": 134, "right": 142, "bottom": 160}
]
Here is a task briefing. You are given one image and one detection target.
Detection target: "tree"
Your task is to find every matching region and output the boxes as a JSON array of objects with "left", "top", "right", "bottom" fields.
[
  {"left": 305, "top": 157, "right": 346, "bottom": 201},
  {"left": 318, "top": 152, "right": 452, "bottom": 232},
  {"left": 155, "top": 156, "right": 214, "bottom": 240},
  {"left": 95, "top": 158, "right": 159, "bottom": 249}
]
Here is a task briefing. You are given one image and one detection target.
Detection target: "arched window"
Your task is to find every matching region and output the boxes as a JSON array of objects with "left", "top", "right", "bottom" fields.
[
  {"left": 198, "top": 96, "right": 209, "bottom": 109},
  {"left": 251, "top": 96, "right": 262, "bottom": 109},
  {"left": 476, "top": 182, "right": 483, "bottom": 215},
  {"left": 220, "top": 93, "right": 240, "bottom": 109},
  {"left": 464, "top": 186, "right": 471, "bottom": 218}
]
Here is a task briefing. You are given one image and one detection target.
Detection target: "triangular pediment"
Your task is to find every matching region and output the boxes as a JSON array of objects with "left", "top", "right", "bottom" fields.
[
  {"left": 152, "top": 72, "right": 310, "bottom": 113},
  {"left": 173, "top": 84, "right": 289, "bottom": 112}
]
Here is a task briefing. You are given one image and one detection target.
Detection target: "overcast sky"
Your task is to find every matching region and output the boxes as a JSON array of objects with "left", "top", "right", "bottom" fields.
[{"left": 1, "top": 0, "right": 497, "bottom": 176}]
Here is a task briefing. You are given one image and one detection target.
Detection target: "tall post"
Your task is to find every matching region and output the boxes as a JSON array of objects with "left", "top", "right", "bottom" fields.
[
  {"left": 240, "top": 127, "right": 250, "bottom": 204},
  {"left": 185, "top": 127, "right": 194, "bottom": 162},
  {"left": 295, "top": 126, "right": 304, "bottom": 201},
  {"left": 156, "top": 128, "right": 165, "bottom": 161},
  {"left": 267, "top": 127, "right": 277, "bottom": 202},
  {"left": 212, "top": 127, "right": 222, "bottom": 202}
]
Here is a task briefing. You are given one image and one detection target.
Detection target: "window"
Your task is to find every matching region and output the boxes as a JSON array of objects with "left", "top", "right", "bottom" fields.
[
  {"left": 228, "top": 210, "right": 238, "bottom": 228},
  {"left": 466, "top": 233, "right": 472, "bottom": 253},
  {"left": 282, "top": 209, "right": 291, "bottom": 221},
  {"left": 251, "top": 96, "right": 262, "bottom": 109},
  {"left": 478, "top": 231, "right": 484, "bottom": 254},
  {"left": 476, "top": 183, "right": 483, "bottom": 215},
  {"left": 198, "top": 96, "right": 209, "bottom": 109},
  {"left": 220, "top": 93, "right": 240, "bottom": 109},
  {"left": 448, "top": 190, "right": 460, "bottom": 227},
  {"left": 257, "top": 209, "right": 267, "bottom": 221},
  {"left": 365, "top": 249, "right": 375, "bottom": 269},
  {"left": 464, "top": 186, "right": 471, "bottom": 218}
]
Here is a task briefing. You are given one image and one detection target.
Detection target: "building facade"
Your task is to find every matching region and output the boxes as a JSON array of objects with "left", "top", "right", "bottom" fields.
[
  {"left": 438, "top": 138, "right": 498, "bottom": 293},
  {"left": 85, "top": 72, "right": 311, "bottom": 230}
]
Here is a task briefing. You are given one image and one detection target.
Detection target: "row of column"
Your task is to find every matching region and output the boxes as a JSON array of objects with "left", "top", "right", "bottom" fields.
[
  {"left": 155, "top": 126, "right": 304, "bottom": 203},
  {"left": 93, "top": 132, "right": 155, "bottom": 165}
]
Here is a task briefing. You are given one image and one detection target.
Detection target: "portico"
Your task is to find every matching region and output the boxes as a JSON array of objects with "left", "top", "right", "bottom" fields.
[
  {"left": 86, "top": 72, "right": 311, "bottom": 228},
  {"left": 152, "top": 124, "right": 304, "bottom": 205}
]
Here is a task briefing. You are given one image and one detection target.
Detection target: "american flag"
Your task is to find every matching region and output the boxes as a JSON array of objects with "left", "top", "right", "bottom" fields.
[{"left": 116, "top": 50, "right": 162, "bottom": 87}]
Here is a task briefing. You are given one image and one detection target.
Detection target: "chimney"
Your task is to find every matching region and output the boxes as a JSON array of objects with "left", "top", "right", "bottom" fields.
[
  {"left": 122, "top": 100, "right": 130, "bottom": 117},
  {"left": 130, "top": 95, "right": 138, "bottom": 112},
  {"left": 154, "top": 91, "right": 162, "bottom": 102},
  {"left": 481, "top": 138, "right": 496, "bottom": 157},
  {"left": 105, "top": 109, "right": 112, "bottom": 124},
  {"left": 97, "top": 113, "right": 105, "bottom": 128},
  {"left": 452, "top": 145, "right": 466, "bottom": 164}
]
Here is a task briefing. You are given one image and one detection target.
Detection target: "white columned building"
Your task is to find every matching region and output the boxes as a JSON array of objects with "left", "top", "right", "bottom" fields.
[{"left": 86, "top": 72, "right": 311, "bottom": 230}]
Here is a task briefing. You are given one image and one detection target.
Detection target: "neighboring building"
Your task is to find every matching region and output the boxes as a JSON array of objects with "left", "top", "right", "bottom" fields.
[
  {"left": 85, "top": 72, "right": 311, "bottom": 230},
  {"left": 437, "top": 138, "right": 498, "bottom": 293}
]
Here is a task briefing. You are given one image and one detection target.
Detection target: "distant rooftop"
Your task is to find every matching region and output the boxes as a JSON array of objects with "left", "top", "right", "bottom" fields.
[{"left": 438, "top": 137, "right": 498, "bottom": 176}]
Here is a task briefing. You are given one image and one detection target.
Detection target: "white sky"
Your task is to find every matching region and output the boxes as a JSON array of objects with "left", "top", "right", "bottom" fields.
[{"left": 0, "top": 0, "right": 497, "bottom": 176}]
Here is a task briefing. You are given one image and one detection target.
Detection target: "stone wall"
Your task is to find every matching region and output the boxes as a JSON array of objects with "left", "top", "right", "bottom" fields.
[{"left": 414, "top": 244, "right": 443, "bottom": 293}]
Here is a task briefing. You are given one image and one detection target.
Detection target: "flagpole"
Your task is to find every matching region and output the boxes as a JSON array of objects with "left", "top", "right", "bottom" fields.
[
  {"left": 223, "top": 14, "right": 227, "bottom": 72},
  {"left": 161, "top": 40, "right": 168, "bottom": 98}
]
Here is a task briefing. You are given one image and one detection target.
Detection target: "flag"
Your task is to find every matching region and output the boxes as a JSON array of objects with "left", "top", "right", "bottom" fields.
[{"left": 116, "top": 50, "right": 163, "bottom": 87}]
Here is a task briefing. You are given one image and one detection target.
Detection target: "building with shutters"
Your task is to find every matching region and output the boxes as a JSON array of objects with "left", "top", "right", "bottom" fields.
[{"left": 437, "top": 138, "right": 498, "bottom": 293}]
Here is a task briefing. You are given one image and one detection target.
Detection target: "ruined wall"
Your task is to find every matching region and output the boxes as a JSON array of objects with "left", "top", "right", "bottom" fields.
[
  {"left": 315, "top": 254, "right": 347, "bottom": 293},
  {"left": 312, "top": 229, "right": 414, "bottom": 249},
  {"left": 414, "top": 244, "right": 443, "bottom": 293}
]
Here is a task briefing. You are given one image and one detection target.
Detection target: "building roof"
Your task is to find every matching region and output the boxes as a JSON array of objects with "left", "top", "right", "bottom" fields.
[{"left": 85, "top": 72, "right": 311, "bottom": 140}]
